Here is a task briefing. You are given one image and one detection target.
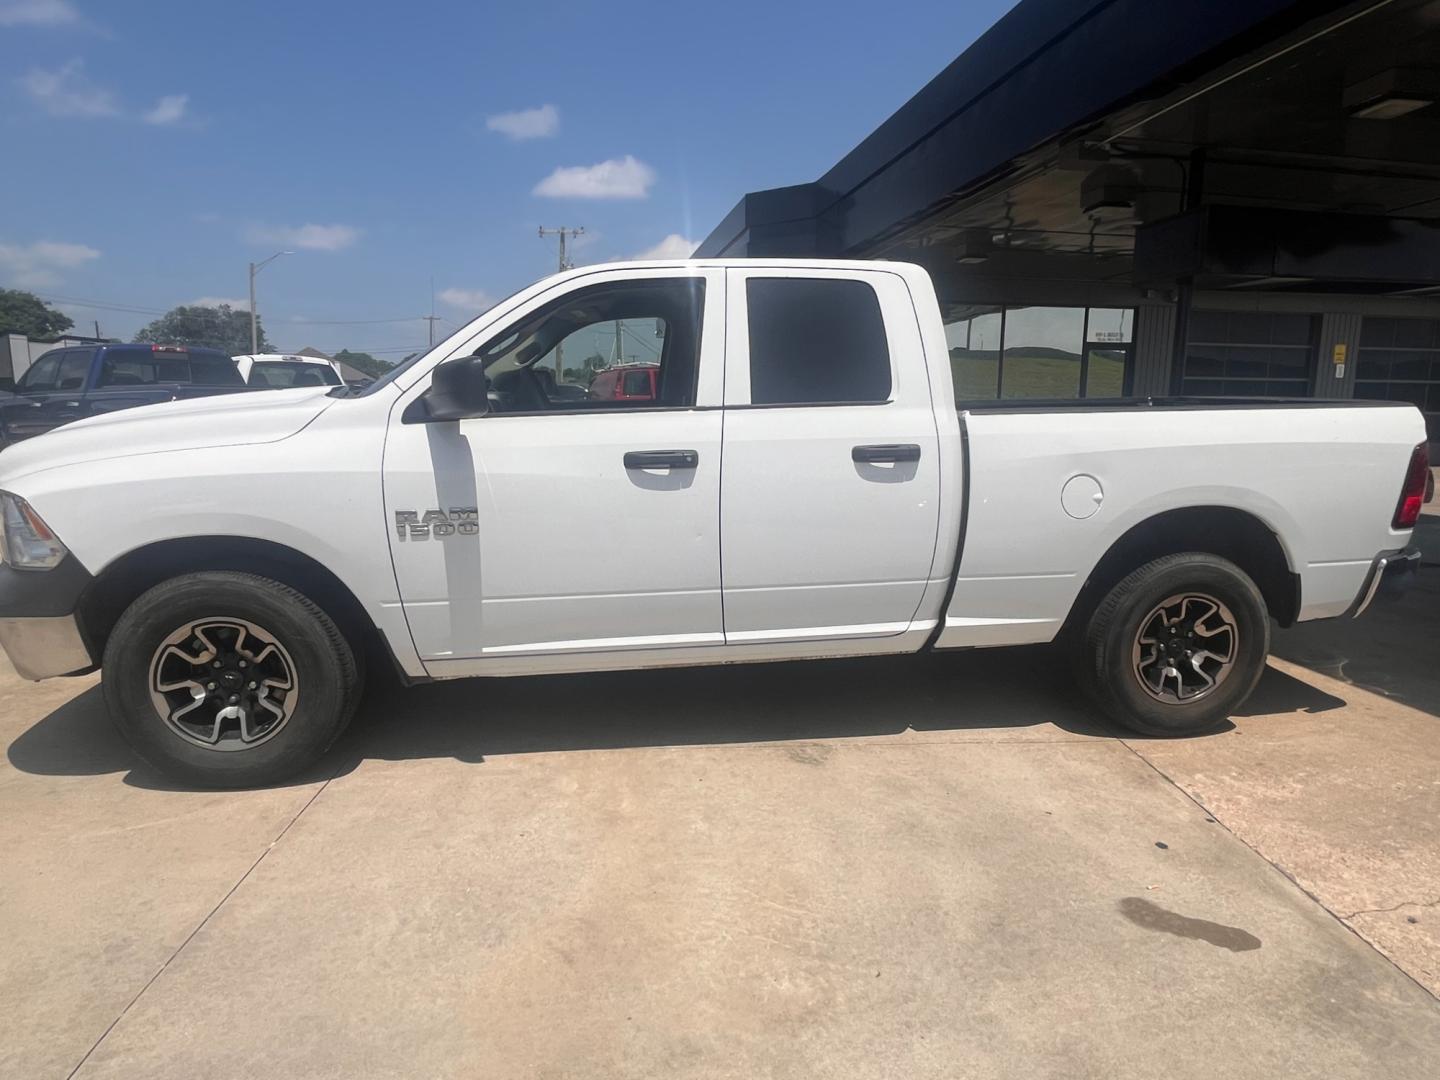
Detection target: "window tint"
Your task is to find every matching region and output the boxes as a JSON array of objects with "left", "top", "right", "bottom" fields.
[
  {"left": 97, "top": 351, "right": 191, "bottom": 386},
  {"left": 191, "top": 357, "right": 244, "bottom": 386},
  {"left": 98, "top": 356, "right": 158, "bottom": 387},
  {"left": 55, "top": 351, "right": 92, "bottom": 391},
  {"left": 746, "top": 278, "right": 891, "bottom": 405},
  {"left": 468, "top": 278, "right": 704, "bottom": 413},
  {"left": 19, "top": 353, "right": 62, "bottom": 392},
  {"left": 621, "top": 369, "right": 653, "bottom": 396}
]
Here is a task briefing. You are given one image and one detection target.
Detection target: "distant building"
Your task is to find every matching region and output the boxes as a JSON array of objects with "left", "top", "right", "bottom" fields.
[{"left": 699, "top": 0, "right": 1440, "bottom": 448}]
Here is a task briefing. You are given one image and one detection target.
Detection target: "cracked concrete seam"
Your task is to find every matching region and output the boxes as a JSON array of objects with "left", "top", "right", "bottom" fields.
[{"left": 1341, "top": 898, "right": 1440, "bottom": 920}]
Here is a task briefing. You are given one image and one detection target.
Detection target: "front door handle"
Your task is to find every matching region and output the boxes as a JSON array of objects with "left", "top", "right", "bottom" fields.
[
  {"left": 624, "top": 449, "right": 699, "bottom": 470},
  {"left": 852, "top": 443, "right": 921, "bottom": 464}
]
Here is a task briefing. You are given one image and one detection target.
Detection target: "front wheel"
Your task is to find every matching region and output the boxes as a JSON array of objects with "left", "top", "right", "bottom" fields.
[
  {"left": 102, "top": 571, "right": 363, "bottom": 788},
  {"left": 1074, "top": 552, "right": 1269, "bottom": 737}
]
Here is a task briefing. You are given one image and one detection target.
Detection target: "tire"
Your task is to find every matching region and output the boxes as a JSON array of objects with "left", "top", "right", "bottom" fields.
[
  {"left": 1074, "top": 552, "right": 1269, "bottom": 737},
  {"left": 102, "top": 571, "right": 363, "bottom": 788}
]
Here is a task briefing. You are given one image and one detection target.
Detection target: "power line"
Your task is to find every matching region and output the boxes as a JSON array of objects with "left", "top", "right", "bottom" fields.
[{"left": 34, "top": 291, "right": 433, "bottom": 326}]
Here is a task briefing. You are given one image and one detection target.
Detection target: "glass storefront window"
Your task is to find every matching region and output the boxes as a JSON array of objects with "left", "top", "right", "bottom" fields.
[
  {"left": 1001, "top": 307, "right": 1084, "bottom": 400},
  {"left": 947, "top": 311, "right": 1002, "bottom": 398},
  {"left": 943, "top": 305, "right": 1135, "bottom": 402}
]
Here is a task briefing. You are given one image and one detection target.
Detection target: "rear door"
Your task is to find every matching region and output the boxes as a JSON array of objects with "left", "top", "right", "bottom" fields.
[{"left": 719, "top": 268, "right": 943, "bottom": 643}]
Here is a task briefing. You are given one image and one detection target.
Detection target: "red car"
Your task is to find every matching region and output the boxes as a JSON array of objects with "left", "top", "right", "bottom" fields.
[{"left": 588, "top": 364, "right": 659, "bottom": 402}]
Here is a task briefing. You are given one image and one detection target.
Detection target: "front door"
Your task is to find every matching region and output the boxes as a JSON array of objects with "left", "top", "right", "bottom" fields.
[
  {"left": 719, "top": 268, "right": 943, "bottom": 643},
  {"left": 383, "top": 268, "right": 726, "bottom": 665}
]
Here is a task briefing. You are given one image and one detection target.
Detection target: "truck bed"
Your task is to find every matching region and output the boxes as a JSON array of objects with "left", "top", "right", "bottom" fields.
[{"left": 934, "top": 399, "right": 1424, "bottom": 650}]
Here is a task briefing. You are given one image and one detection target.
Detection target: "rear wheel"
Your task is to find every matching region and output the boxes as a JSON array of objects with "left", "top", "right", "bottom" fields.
[
  {"left": 102, "top": 571, "right": 362, "bottom": 788},
  {"left": 1075, "top": 552, "right": 1268, "bottom": 736}
]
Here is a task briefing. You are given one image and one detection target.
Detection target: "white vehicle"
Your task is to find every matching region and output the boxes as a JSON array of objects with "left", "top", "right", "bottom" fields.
[
  {"left": 232, "top": 353, "right": 343, "bottom": 389},
  {"left": 0, "top": 260, "right": 1428, "bottom": 787}
]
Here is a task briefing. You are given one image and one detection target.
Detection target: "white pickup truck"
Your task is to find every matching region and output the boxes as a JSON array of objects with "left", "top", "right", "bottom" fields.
[{"left": 0, "top": 260, "right": 1429, "bottom": 786}]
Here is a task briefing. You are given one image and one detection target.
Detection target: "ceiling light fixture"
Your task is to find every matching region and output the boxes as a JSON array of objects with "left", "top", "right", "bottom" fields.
[{"left": 1344, "top": 68, "right": 1440, "bottom": 120}]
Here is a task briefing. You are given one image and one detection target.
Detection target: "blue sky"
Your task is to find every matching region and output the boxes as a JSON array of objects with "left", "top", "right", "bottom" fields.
[{"left": 1, "top": 0, "right": 1015, "bottom": 358}]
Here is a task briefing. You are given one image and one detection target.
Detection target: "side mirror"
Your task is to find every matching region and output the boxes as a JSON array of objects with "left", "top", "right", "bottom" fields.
[{"left": 426, "top": 357, "right": 490, "bottom": 421}]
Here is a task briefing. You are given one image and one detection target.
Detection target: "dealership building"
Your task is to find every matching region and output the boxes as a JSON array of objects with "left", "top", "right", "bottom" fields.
[{"left": 697, "top": 0, "right": 1440, "bottom": 443}]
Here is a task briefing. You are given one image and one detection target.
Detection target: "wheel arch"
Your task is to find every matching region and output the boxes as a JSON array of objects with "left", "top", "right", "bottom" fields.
[
  {"left": 1062, "top": 505, "right": 1300, "bottom": 637},
  {"left": 79, "top": 535, "right": 380, "bottom": 668}
]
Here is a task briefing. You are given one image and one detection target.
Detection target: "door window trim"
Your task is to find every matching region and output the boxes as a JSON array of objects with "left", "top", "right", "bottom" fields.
[{"left": 392, "top": 266, "right": 727, "bottom": 418}]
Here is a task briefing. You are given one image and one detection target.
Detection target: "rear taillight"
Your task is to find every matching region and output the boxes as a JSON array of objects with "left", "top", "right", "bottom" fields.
[{"left": 1393, "top": 441, "right": 1431, "bottom": 529}]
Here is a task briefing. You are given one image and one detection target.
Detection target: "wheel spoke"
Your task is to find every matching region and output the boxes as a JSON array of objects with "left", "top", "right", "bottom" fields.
[
  {"left": 149, "top": 617, "right": 299, "bottom": 753},
  {"left": 1131, "top": 592, "right": 1240, "bottom": 706}
]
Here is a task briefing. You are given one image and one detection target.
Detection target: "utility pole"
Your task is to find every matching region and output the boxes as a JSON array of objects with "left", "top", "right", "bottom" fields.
[
  {"left": 248, "top": 250, "right": 293, "bottom": 355},
  {"left": 538, "top": 226, "right": 584, "bottom": 381},
  {"left": 538, "top": 225, "right": 584, "bottom": 272},
  {"left": 422, "top": 275, "right": 441, "bottom": 348}
]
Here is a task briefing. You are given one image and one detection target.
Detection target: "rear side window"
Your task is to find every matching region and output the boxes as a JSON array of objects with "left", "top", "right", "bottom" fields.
[
  {"left": 191, "top": 357, "right": 244, "bottom": 386},
  {"left": 746, "top": 278, "right": 892, "bottom": 405},
  {"left": 622, "top": 369, "right": 652, "bottom": 396}
]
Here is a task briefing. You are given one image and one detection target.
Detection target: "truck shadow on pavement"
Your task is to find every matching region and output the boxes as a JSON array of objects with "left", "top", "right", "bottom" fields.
[{"left": 7, "top": 644, "right": 1348, "bottom": 791}]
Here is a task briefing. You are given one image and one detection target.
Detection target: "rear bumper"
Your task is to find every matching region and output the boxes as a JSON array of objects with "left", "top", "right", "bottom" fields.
[
  {"left": 1347, "top": 547, "right": 1421, "bottom": 618},
  {"left": 0, "top": 556, "right": 97, "bottom": 680}
]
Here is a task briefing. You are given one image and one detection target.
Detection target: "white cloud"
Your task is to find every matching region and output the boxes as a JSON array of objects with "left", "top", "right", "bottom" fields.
[
  {"left": 191, "top": 296, "right": 248, "bottom": 309},
  {"left": 246, "top": 223, "right": 360, "bottom": 252},
  {"left": 0, "top": 238, "right": 100, "bottom": 288},
  {"left": 486, "top": 104, "right": 558, "bottom": 140},
  {"left": 0, "top": 0, "right": 79, "bottom": 26},
  {"left": 534, "top": 155, "right": 655, "bottom": 200},
  {"left": 630, "top": 234, "right": 697, "bottom": 260},
  {"left": 18, "top": 59, "right": 118, "bottom": 117},
  {"left": 438, "top": 287, "right": 495, "bottom": 311},
  {"left": 143, "top": 93, "right": 188, "bottom": 125}
]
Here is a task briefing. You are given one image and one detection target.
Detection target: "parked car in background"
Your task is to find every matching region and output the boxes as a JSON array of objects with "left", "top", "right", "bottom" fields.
[
  {"left": 588, "top": 363, "right": 659, "bottom": 402},
  {"left": 233, "top": 353, "right": 342, "bottom": 389},
  {"left": 0, "top": 343, "right": 250, "bottom": 449}
]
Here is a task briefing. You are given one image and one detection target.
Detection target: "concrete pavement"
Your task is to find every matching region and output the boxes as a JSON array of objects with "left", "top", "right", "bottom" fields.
[{"left": 3, "top": 509, "right": 1439, "bottom": 1077}]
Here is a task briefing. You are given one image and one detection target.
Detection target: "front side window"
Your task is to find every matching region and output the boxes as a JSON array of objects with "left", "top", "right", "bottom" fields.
[
  {"left": 18, "top": 353, "right": 62, "bottom": 392},
  {"left": 467, "top": 277, "right": 704, "bottom": 413},
  {"left": 55, "top": 351, "right": 92, "bottom": 391},
  {"left": 746, "top": 278, "right": 891, "bottom": 405}
]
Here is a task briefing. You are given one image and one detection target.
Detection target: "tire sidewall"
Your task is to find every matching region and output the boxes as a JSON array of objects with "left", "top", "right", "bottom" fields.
[
  {"left": 1096, "top": 556, "right": 1269, "bottom": 735},
  {"left": 102, "top": 573, "right": 356, "bottom": 787}
]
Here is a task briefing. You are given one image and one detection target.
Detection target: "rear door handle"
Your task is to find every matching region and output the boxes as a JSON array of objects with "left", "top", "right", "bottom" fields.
[
  {"left": 852, "top": 443, "right": 921, "bottom": 464},
  {"left": 624, "top": 449, "right": 699, "bottom": 470}
]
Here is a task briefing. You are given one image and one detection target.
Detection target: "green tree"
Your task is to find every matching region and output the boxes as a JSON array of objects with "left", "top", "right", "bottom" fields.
[
  {"left": 134, "top": 304, "right": 267, "bottom": 354},
  {"left": 333, "top": 349, "right": 395, "bottom": 379},
  {"left": 0, "top": 289, "right": 74, "bottom": 340},
  {"left": 563, "top": 352, "right": 606, "bottom": 384}
]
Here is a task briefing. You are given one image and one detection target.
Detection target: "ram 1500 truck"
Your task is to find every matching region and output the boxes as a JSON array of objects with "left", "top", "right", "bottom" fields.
[
  {"left": 0, "top": 343, "right": 250, "bottom": 448},
  {"left": 0, "top": 260, "right": 1429, "bottom": 787}
]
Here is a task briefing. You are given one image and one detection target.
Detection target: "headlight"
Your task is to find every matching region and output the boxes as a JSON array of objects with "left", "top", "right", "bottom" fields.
[{"left": 0, "top": 492, "right": 68, "bottom": 570}]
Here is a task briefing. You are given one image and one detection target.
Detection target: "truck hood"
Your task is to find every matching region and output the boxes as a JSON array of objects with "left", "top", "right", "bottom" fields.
[{"left": 0, "top": 387, "right": 336, "bottom": 482}]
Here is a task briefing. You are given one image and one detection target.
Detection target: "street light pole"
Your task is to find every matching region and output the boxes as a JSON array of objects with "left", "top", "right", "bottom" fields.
[{"left": 248, "top": 250, "right": 293, "bottom": 354}]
